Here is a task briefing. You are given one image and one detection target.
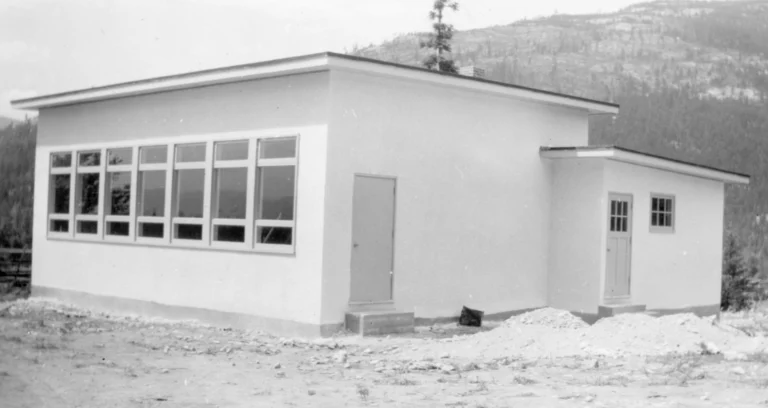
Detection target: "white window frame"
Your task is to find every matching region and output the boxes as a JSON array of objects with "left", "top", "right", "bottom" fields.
[
  {"left": 45, "top": 131, "right": 300, "bottom": 255},
  {"left": 210, "top": 140, "right": 252, "bottom": 250},
  {"left": 103, "top": 147, "right": 137, "bottom": 242},
  {"left": 74, "top": 149, "right": 105, "bottom": 240},
  {"left": 48, "top": 151, "right": 75, "bottom": 238},
  {"left": 135, "top": 144, "right": 173, "bottom": 244},
  {"left": 170, "top": 141, "right": 211, "bottom": 246},
  {"left": 254, "top": 136, "right": 299, "bottom": 254},
  {"left": 650, "top": 193, "right": 675, "bottom": 233}
]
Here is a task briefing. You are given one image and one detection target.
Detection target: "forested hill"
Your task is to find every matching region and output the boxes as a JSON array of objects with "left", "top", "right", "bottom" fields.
[{"left": 352, "top": 0, "right": 768, "bottom": 270}]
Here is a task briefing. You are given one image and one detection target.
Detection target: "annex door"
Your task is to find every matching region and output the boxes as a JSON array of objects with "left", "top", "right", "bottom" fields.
[
  {"left": 349, "top": 175, "right": 396, "bottom": 303},
  {"left": 605, "top": 193, "right": 633, "bottom": 298}
]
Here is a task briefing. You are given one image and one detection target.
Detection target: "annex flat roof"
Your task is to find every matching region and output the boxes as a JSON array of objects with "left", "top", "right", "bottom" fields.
[
  {"left": 540, "top": 145, "right": 750, "bottom": 184},
  {"left": 11, "top": 52, "right": 619, "bottom": 115}
]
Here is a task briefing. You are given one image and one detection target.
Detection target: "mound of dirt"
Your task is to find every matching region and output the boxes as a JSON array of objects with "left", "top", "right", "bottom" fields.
[{"left": 505, "top": 308, "right": 588, "bottom": 330}]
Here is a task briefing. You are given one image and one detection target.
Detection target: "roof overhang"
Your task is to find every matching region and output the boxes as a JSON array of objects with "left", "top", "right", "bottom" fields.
[
  {"left": 12, "top": 52, "right": 619, "bottom": 115},
  {"left": 540, "top": 146, "right": 750, "bottom": 184}
]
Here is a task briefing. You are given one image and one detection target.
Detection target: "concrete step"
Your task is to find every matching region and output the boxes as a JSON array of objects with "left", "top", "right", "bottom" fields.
[
  {"left": 598, "top": 304, "right": 647, "bottom": 318},
  {"left": 345, "top": 310, "right": 414, "bottom": 336}
]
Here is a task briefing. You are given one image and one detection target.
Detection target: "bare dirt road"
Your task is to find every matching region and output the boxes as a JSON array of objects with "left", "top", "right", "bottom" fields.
[{"left": 1, "top": 299, "right": 768, "bottom": 407}]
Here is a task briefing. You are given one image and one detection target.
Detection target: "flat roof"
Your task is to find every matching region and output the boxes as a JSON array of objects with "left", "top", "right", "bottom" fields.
[
  {"left": 11, "top": 52, "right": 619, "bottom": 114},
  {"left": 540, "top": 145, "right": 750, "bottom": 184}
]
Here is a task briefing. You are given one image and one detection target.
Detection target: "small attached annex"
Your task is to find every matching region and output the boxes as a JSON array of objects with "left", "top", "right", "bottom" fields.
[{"left": 12, "top": 52, "right": 749, "bottom": 336}]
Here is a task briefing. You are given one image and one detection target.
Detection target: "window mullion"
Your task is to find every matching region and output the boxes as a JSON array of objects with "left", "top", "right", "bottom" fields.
[
  {"left": 202, "top": 140, "right": 214, "bottom": 245},
  {"left": 97, "top": 148, "right": 107, "bottom": 239},
  {"left": 245, "top": 138, "right": 258, "bottom": 248},
  {"left": 129, "top": 146, "right": 139, "bottom": 241},
  {"left": 162, "top": 143, "right": 174, "bottom": 244},
  {"left": 68, "top": 161, "right": 76, "bottom": 238}
]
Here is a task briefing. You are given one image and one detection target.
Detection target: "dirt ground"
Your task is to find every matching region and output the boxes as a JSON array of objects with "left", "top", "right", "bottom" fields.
[{"left": 1, "top": 299, "right": 768, "bottom": 408}]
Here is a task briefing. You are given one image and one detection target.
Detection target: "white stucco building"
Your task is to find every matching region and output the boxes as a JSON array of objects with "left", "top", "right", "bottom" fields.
[{"left": 12, "top": 53, "right": 749, "bottom": 336}]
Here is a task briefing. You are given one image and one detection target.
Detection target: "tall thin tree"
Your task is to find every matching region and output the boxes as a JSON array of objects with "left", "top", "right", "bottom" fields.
[{"left": 420, "top": 0, "right": 460, "bottom": 73}]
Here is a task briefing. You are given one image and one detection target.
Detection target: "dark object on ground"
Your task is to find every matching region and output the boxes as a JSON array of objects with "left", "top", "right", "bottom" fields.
[{"left": 459, "top": 306, "right": 484, "bottom": 327}]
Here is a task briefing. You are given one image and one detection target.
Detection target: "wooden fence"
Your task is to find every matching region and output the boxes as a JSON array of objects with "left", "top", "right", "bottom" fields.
[{"left": 0, "top": 248, "right": 31, "bottom": 288}]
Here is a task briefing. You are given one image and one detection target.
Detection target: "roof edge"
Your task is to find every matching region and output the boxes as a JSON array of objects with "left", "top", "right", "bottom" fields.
[
  {"left": 12, "top": 51, "right": 619, "bottom": 113},
  {"left": 540, "top": 145, "right": 750, "bottom": 184}
]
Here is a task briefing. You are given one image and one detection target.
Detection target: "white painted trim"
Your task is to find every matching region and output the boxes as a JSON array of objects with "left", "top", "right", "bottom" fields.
[
  {"left": 12, "top": 53, "right": 618, "bottom": 114},
  {"left": 540, "top": 148, "right": 750, "bottom": 184},
  {"left": 212, "top": 218, "right": 247, "bottom": 227}
]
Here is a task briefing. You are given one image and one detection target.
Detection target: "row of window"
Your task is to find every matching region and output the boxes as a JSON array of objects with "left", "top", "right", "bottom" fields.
[
  {"left": 609, "top": 194, "right": 675, "bottom": 233},
  {"left": 48, "top": 136, "right": 298, "bottom": 253}
]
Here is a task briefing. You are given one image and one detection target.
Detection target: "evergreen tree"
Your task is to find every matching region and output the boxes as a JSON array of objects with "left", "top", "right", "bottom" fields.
[
  {"left": 721, "top": 233, "right": 763, "bottom": 311},
  {"left": 420, "top": 0, "right": 460, "bottom": 73}
]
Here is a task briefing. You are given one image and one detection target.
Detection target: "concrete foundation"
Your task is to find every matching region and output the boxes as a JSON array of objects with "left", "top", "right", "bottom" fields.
[{"left": 345, "top": 311, "right": 414, "bottom": 336}]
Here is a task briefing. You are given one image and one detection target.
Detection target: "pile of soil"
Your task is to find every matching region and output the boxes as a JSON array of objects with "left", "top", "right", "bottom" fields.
[
  {"left": 505, "top": 307, "right": 588, "bottom": 330},
  {"left": 399, "top": 310, "right": 768, "bottom": 361}
]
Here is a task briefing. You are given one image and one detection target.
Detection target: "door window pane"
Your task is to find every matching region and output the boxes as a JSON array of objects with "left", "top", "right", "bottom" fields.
[
  {"left": 175, "top": 143, "right": 206, "bottom": 163},
  {"left": 213, "top": 225, "right": 245, "bottom": 242},
  {"left": 139, "top": 171, "right": 166, "bottom": 217},
  {"left": 77, "top": 174, "right": 100, "bottom": 215},
  {"left": 78, "top": 151, "right": 101, "bottom": 167},
  {"left": 259, "top": 138, "right": 296, "bottom": 159},
  {"left": 107, "top": 172, "right": 131, "bottom": 216},
  {"left": 51, "top": 152, "right": 72, "bottom": 168},
  {"left": 215, "top": 141, "right": 249, "bottom": 161},
  {"left": 52, "top": 174, "right": 70, "bottom": 214},
  {"left": 140, "top": 145, "right": 168, "bottom": 164},
  {"left": 257, "top": 226, "right": 292, "bottom": 245},
  {"left": 174, "top": 169, "right": 204, "bottom": 218},
  {"left": 108, "top": 148, "right": 132, "bottom": 165},
  {"left": 258, "top": 166, "right": 295, "bottom": 220},
  {"left": 214, "top": 168, "right": 247, "bottom": 219}
]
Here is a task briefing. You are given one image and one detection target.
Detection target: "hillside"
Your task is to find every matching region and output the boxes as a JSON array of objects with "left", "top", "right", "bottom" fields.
[{"left": 353, "top": 0, "right": 768, "bottom": 270}]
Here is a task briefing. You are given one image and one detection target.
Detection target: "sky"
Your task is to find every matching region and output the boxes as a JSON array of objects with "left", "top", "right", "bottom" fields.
[{"left": 0, "top": 0, "right": 639, "bottom": 119}]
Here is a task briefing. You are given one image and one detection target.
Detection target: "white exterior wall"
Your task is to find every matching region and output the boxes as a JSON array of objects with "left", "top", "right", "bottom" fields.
[
  {"left": 320, "top": 70, "right": 591, "bottom": 324},
  {"left": 601, "top": 161, "right": 725, "bottom": 310},
  {"left": 547, "top": 159, "right": 605, "bottom": 314},
  {"left": 32, "top": 72, "right": 331, "bottom": 332}
]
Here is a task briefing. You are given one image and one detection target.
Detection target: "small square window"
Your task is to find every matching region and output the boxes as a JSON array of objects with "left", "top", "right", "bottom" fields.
[
  {"left": 259, "top": 137, "right": 296, "bottom": 159},
  {"left": 650, "top": 195, "right": 675, "bottom": 232},
  {"left": 175, "top": 224, "right": 203, "bottom": 240},
  {"left": 77, "top": 220, "right": 98, "bottom": 234},
  {"left": 215, "top": 140, "right": 249, "bottom": 161},
  {"left": 106, "top": 222, "right": 130, "bottom": 236},
  {"left": 139, "top": 223, "right": 164, "bottom": 238},
  {"left": 50, "top": 220, "right": 69, "bottom": 233},
  {"left": 213, "top": 225, "right": 245, "bottom": 243},
  {"left": 257, "top": 226, "right": 292, "bottom": 245}
]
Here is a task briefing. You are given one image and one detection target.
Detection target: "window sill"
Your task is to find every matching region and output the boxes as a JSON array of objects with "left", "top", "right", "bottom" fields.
[
  {"left": 46, "top": 235, "right": 296, "bottom": 256},
  {"left": 649, "top": 227, "right": 675, "bottom": 234}
]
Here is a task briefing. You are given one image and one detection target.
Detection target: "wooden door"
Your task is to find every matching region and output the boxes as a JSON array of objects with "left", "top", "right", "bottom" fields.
[{"left": 605, "top": 193, "right": 633, "bottom": 298}]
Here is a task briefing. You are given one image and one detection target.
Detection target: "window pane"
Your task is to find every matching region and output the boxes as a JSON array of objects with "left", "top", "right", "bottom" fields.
[
  {"left": 139, "top": 171, "right": 166, "bottom": 217},
  {"left": 139, "top": 222, "right": 164, "bottom": 238},
  {"left": 52, "top": 174, "right": 70, "bottom": 214},
  {"left": 78, "top": 151, "right": 101, "bottom": 167},
  {"left": 174, "top": 169, "right": 204, "bottom": 218},
  {"left": 658, "top": 199, "right": 665, "bottom": 212},
  {"left": 621, "top": 217, "right": 627, "bottom": 232},
  {"left": 50, "top": 220, "right": 68, "bottom": 233},
  {"left": 106, "top": 222, "right": 129, "bottom": 236},
  {"left": 214, "top": 168, "right": 246, "bottom": 219},
  {"left": 107, "top": 172, "right": 131, "bottom": 215},
  {"left": 259, "top": 138, "right": 296, "bottom": 159},
  {"left": 77, "top": 174, "right": 100, "bottom": 215},
  {"left": 215, "top": 141, "right": 249, "bottom": 161},
  {"left": 258, "top": 166, "right": 295, "bottom": 220},
  {"left": 51, "top": 152, "right": 72, "bottom": 168},
  {"left": 174, "top": 224, "right": 202, "bottom": 240},
  {"left": 651, "top": 213, "right": 658, "bottom": 226},
  {"left": 108, "top": 147, "right": 132, "bottom": 165},
  {"left": 77, "top": 220, "right": 98, "bottom": 234},
  {"left": 176, "top": 143, "right": 206, "bottom": 163},
  {"left": 140, "top": 145, "right": 168, "bottom": 164},
  {"left": 213, "top": 225, "right": 245, "bottom": 243},
  {"left": 610, "top": 217, "right": 616, "bottom": 231},
  {"left": 257, "top": 226, "right": 292, "bottom": 245},
  {"left": 610, "top": 201, "right": 616, "bottom": 216}
]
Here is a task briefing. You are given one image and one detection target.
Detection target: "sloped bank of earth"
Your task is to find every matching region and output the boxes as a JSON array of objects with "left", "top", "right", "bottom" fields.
[{"left": 394, "top": 308, "right": 768, "bottom": 364}]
